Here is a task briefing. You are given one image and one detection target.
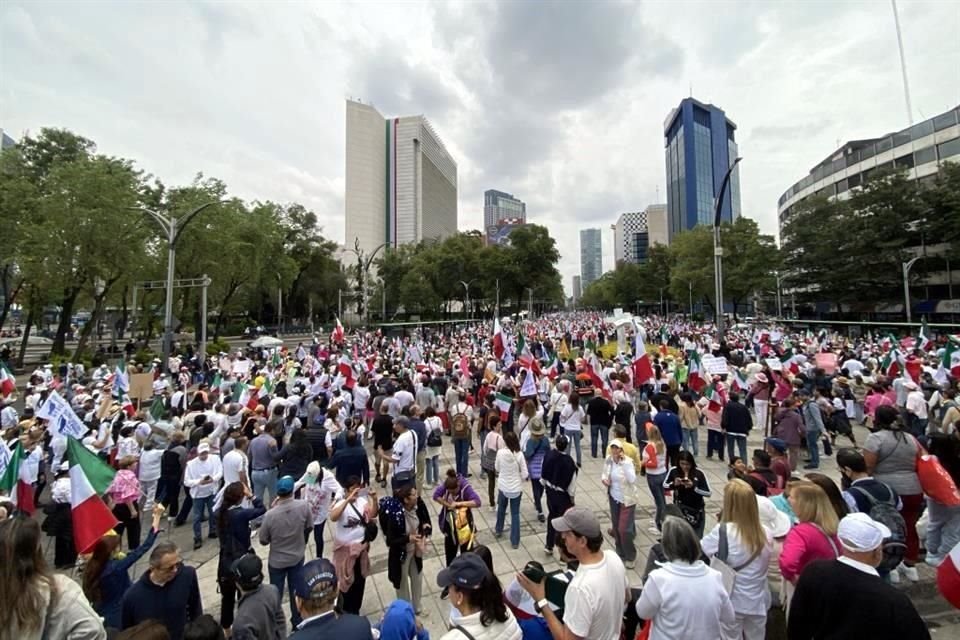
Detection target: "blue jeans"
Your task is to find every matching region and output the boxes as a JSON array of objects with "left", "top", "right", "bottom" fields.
[
  {"left": 496, "top": 492, "right": 522, "bottom": 547},
  {"left": 646, "top": 472, "right": 667, "bottom": 528},
  {"left": 725, "top": 434, "right": 747, "bottom": 463},
  {"left": 454, "top": 438, "right": 470, "bottom": 477},
  {"left": 609, "top": 497, "right": 637, "bottom": 562},
  {"left": 426, "top": 455, "right": 440, "bottom": 484},
  {"left": 590, "top": 423, "right": 610, "bottom": 458},
  {"left": 191, "top": 495, "right": 215, "bottom": 541},
  {"left": 682, "top": 428, "right": 699, "bottom": 456},
  {"left": 706, "top": 429, "right": 725, "bottom": 460},
  {"left": 805, "top": 430, "right": 821, "bottom": 467},
  {"left": 269, "top": 560, "right": 304, "bottom": 628},
  {"left": 926, "top": 497, "right": 960, "bottom": 559},
  {"left": 252, "top": 467, "right": 278, "bottom": 505},
  {"left": 564, "top": 429, "right": 583, "bottom": 466},
  {"left": 313, "top": 521, "right": 325, "bottom": 558}
]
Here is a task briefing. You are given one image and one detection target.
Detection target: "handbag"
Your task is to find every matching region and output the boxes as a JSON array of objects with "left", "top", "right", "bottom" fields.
[
  {"left": 427, "top": 427, "right": 442, "bottom": 448},
  {"left": 349, "top": 501, "right": 379, "bottom": 544},
  {"left": 914, "top": 437, "right": 960, "bottom": 506},
  {"left": 710, "top": 523, "right": 761, "bottom": 595}
]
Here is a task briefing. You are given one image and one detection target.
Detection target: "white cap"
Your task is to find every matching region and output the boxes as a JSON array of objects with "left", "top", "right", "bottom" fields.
[
  {"left": 838, "top": 512, "right": 891, "bottom": 552},
  {"left": 756, "top": 495, "right": 791, "bottom": 538},
  {"left": 197, "top": 442, "right": 211, "bottom": 454}
]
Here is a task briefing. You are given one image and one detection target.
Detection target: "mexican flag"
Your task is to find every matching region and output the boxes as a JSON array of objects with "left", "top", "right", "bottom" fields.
[
  {"left": 730, "top": 368, "right": 750, "bottom": 393},
  {"left": 271, "top": 350, "right": 282, "bottom": 367},
  {"left": 149, "top": 395, "right": 166, "bottom": 421},
  {"left": 119, "top": 393, "right": 136, "bottom": 418},
  {"left": 687, "top": 350, "right": 705, "bottom": 393},
  {"left": 492, "top": 317, "right": 505, "bottom": 360},
  {"left": 881, "top": 348, "right": 905, "bottom": 379},
  {"left": 584, "top": 354, "right": 611, "bottom": 401},
  {"left": 331, "top": 317, "right": 345, "bottom": 345},
  {"left": 517, "top": 335, "right": 540, "bottom": 374},
  {"left": 0, "top": 440, "right": 37, "bottom": 515},
  {"left": 632, "top": 328, "right": 654, "bottom": 385},
  {"left": 0, "top": 363, "right": 15, "bottom": 397},
  {"left": 934, "top": 341, "right": 960, "bottom": 384},
  {"left": 66, "top": 437, "right": 119, "bottom": 553},
  {"left": 544, "top": 355, "right": 560, "bottom": 380},
  {"left": 779, "top": 351, "right": 800, "bottom": 375},
  {"left": 113, "top": 360, "right": 130, "bottom": 395},
  {"left": 558, "top": 339, "right": 570, "bottom": 361},
  {"left": 494, "top": 392, "right": 513, "bottom": 421},
  {"left": 918, "top": 318, "right": 932, "bottom": 351},
  {"left": 259, "top": 376, "right": 276, "bottom": 398},
  {"left": 337, "top": 354, "right": 355, "bottom": 389},
  {"left": 703, "top": 381, "right": 727, "bottom": 413}
]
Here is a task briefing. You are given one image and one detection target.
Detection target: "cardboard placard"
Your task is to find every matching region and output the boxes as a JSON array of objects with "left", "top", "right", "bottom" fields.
[
  {"left": 219, "top": 357, "right": 232, "bottom": 372},
  {"left": 765, "top": 358, "right": 783, "bottom": 371},
  {"left": 129, "top": 373, "right": 155, "bottom": 401},
  {"left": 701, "top": 355, "right": 729, "bottom": 376},
  {"left": 815, "top": 352, "right": 838, "bottom": 374},
  {"left": 232, "top": 359, "right": 251, "bottom": 376}
]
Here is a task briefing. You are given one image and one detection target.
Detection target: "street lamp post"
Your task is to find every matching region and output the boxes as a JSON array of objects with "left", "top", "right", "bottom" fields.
[
  {"left": 458, "top": 280, "right": 473, "bottom": 320},
  {"left": 712, "top": 156, "right": 742, "bottom": 342},
  {"left": 902, "top": 256, "right": 920, "bottom": 325},
  {"left": 133, "top": 202, "right": 217, "bottom": 372},
  {"left": 774, "top": 271, "right": 783, "bottom": 319},
  {"left": 688, "top": 281, "right": 693, "bottom": 318},
  {"left": 349, "top": 238, "right": 389, "bottom": 326},
  {"left": 276, "top": 273, "right": 283, "bottom": 337}
]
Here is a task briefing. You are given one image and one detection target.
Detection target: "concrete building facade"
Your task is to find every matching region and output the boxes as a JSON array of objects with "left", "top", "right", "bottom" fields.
[
  {"left": 579, "top": 228, "right": 602, "bottom": 288},
  {"left": 484, "top": 189, "right": 526, "bottom": 229},
  {"left": 345, "top": 100, "right": 457, "bottom": 257},
  {"left": 612, "top": 204, "right": 670, "bottom": 266}
]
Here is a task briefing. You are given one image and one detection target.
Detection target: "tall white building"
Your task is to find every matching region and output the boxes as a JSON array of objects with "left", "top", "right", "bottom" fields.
[
  {"left": 345, "top": 100, "right": 458, "bottom": 257},
  {"left": 613, "top": 204, "right": 669, "bottom": 265}
]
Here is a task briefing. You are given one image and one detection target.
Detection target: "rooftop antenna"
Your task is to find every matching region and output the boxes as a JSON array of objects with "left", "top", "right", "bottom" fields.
[
  {"left": 891, "top": 0, "right": 914, "bottom": 124},
  {"left": 689, "top": 82, "right": 693, "bottom": 98}
]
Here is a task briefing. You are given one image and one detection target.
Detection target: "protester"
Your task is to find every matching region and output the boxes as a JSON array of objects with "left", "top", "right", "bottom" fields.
[
  {"left": 863, "top": 404, "right": 923, "bottom": 581},
  {"left": 701, "top": 479, "right": 772, "bottom": 639},
  {"left": 286, "top": 558, "right": 373, "bottom": 639},
  {"left": 603, "top": 438, "right": 638, "bottom": 568},
  {"left": 329, "top": 476, "right": 377, "bottom": 614},
  {"left": 495, "top": 430, "right": 529, "bottom": 549},
  {"left": 481, "top": 415, "right": 505, "bottom": 507},
  {"left": 424, "top": 406, "right": 443, "bottom": 486},
  {"left": 296, "top": 460, "right": 343, "bottom": 558},
  {"left": 558, "top": 392, "right": 585, "bottom": 467},
  {"left": 773, "top": 398, "right": 805, "bottom": 470},
  {"left": 108, "top": 456, "right": 143, "bottom": 550},
  {"left": 229, "top": 553, "right": 287, "bottom": 640},
  {"left": 258, "top": 475, "right": 313, "bottom": 628},
  {"left": 788, "top": 512, "right": 931, "bottom": 640},
  {"left": 184, "top": 440, "right": 222, "bottom": 550},
  {"left": 383, "top": 483, "right": 431, "bottom": 614},
  {"left": 586, "top": 390, "right": 614, "bottom": 459},
  {"left": 540, "top": 433, "right": 577, "bottom": 556},
  {"left": 721, "top": 391, "right": 753, "bottom": 463},
  {"left": 121, "top": 541, "right": 203, "bottom": 640},
  {"left": 516, "top": 507, "right": 628, "bottom": 640},
  {"left": 779, "top": 482, "right": 841, "bottom": 611},
  {"left": 0, "top": 515, "right": 107, "bottom": 640},
  {"left": 635, "top": 517, "right": 735, "bottom": 639},
  {"left": 83, "top": 504, "right": 166, "bottom": 630},
  {"left": 653, "top": 399, "right": 683, "bottom": 467},
  {"left": 433, "top": 468, "right": 482, "bottom": 566},
  {"left": 326, "top": 429, "right": 370, "bottom": 487},
  {"left": 437, "top": 553, "right": 523, "bottom": 640},
  {"left": 664, "top": 450, "right": 712, "bottom": 536},
  {"left": 523, "top": 417, "right": 550, "bottom": 522},
  {"left": 643, "top": 424, "right": 669, "bottom": 533},
  {"left": 677, "top": 392, "right": 700, "bottom": 457},
  {"left": 216, "top": 482, "right": 266, "bottom": 631}
]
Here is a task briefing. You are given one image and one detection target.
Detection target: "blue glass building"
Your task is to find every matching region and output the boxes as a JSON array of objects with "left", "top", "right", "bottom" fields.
[{"left": 664, "top": 98, "right": 742, "bottom": 235}]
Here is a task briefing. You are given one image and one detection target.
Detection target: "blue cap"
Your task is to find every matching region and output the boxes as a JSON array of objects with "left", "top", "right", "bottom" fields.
[
  {"left": 436, "top": 553, "right": 490, "bottom": 590},
  {"left": 294, "top": 559, "right": 337, "bottom": 599},
  {"left": 276, "top": 475, "right": 295, "bottom": 496},
  {"left": 764, "top": 437, "right": 787, "bottom": 453}
]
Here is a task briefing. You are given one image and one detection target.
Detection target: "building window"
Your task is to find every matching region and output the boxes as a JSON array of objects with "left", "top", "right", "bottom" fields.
[
  {"left": 836, "top": 178, "right": 849, "bottom": 194},
  {"left": 893, "top": 131, "right": 911, "bottom": 148},
  {"left": 876, "top": 137, "right": 893, "bottom": 153},
  {"left": 847, "top": 173, "right": 862, "bottom": 189},
  {"left": 938, "top": 137, "right": 960, "bottom": 161},
  {"left": 895, "top": 153, "right": 915, "bottom": 169},
  {"left": 910, "top": 120, "right": 934, "bottom": 140},
  {"left": 915, "top": 145, "right": 936, "bottom": 165},
  {"left": 860, "top": 143, "right": 876, "bottom": 160},
  {"left": 934, "top": 111, "right": 958, "bottom": 131},
  {"left": 845, "top": 149, "right": 861, "bottom": 167}
]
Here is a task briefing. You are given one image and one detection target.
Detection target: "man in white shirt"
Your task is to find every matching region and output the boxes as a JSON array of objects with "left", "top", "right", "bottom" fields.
[
  {"left": 0, "top": 398, "right": 18, "bottom": 430},
  {"left": 183, "top": 441, "right": 223, "bottom": 549},
  {"left": 222, "top": 436, "right": 250, "bottom": 491},
  {"left": 394, "top": 386, "right": 414, "bottom": 412},
  {"left": 517, "top": 506, "right": 628, "bottom": 640},
  {"left": 904, "top": 380, "right": 928, "bottom": 437},
  {"left": 381, "top": 416, "right": 416, "bottom": 484}
]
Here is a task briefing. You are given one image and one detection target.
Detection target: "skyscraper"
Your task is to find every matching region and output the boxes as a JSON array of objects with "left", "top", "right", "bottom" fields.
[
  {"left": 484, "top": 189, "right": 526, "bottom": 228},
  {"left": 572, "top": 276, "right": 582, "bottom": 306},
  {"left": 579, "top": 228, "right": 602, "bottom": 287},
  {"left": 345, "top": 99, "right": 458, "bottom": 257},
  {"left": 612, "top": 204, "right": 669, "bottom": 266},
  {"left": 664, "top": 97, "right": 742, "bottom": 235}
]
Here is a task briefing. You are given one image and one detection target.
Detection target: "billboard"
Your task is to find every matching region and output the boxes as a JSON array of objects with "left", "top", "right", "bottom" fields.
[{"left": 486, "top": 217, "right": 526, "bottom": 246}]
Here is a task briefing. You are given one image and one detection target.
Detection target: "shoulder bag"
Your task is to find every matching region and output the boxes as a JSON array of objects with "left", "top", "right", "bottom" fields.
[{"left": 710, "top": 523, "right": 762, "bottom": 595}]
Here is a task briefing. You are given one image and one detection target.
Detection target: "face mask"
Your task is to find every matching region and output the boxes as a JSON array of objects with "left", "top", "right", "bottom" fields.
[{"left": 304, "top": 474, "right": 318, "bottom": 486}]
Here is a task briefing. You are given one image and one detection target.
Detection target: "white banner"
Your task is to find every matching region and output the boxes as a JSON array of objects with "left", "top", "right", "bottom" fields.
[
  {"left": 0, "top": 438, "right": 11, "bottom": 479},
  {"left": 701, "top": 355, "right": 729, "bottom": 376},
  {"left": 765, "top": 358, "right": 783, "bottom": 371},
  {"left": 35, "top": 391, "right": 88, "bottom": 439}
]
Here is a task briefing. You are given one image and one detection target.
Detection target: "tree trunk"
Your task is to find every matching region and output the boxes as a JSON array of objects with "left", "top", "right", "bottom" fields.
[
  {"left": 212, "top": 280, "right": 242, "bottom": 341},
  {"left": 118, "top": 284, "right": 129, "bottom": 340},
  {"left": 0, "top": 266, "right": 24, "bottom": 332},
  {"left": 16, "top": 301, "right": 37, "bottom": 369},
  {"left": 52, "top": 286, "right": 82, "bottom": 356}
]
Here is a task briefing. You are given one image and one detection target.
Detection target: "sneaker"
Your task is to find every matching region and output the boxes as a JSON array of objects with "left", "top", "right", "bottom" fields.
[
  {"left": 537, "top": 513, "right": 545, "bottom": 523},
  {"left": 512, "top": 544, "right": 520, "bottom": 550},
  {"left": 495, "top": 531, "right": 503, "bottom": 539},
  {"left": 544, "top": 547, "right": 553, "bottom": 556},
  {"left": 208, "top": 531, "right": 218, "bottom": 539},
  {"left": 803, "top": 464, "right": 819, "bottom": 470},
  {"left": 900, "top": 564, "right": 920, "bottom": 582},
  {"left": 193, "top": 539, "right": 203, "bottom": 550},
  {"left": 888, "top": 568, "right": 901, "bottom": 584},
  {"left": 926, "top": 555, "right": 944, "bottom": 568},
  {"left": 625, "top": 560, "right": 636, "bottom": 569}
]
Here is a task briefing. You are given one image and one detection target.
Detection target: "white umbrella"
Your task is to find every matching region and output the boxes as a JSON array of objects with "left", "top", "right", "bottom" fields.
[{"left": 250, "top": 336, "right": 283, "bottom": 349}]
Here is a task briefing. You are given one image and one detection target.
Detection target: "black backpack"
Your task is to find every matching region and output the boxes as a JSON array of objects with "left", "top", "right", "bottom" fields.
[
  {"left": 850, "top": 485, "right": 907, "bottom": 572},
  {"left": 160, "top": 447, "right": 182, "bottom": 478}
]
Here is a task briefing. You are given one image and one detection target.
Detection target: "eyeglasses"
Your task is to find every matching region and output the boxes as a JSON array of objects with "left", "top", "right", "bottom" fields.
[{"left": 154, "top": 560, "right": 182, "bottom": 575}]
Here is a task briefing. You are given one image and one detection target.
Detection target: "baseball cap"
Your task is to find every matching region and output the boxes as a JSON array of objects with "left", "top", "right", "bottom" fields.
[
  {"left": 764, "top": 437, "right": 787, "bottom": 453},
  {"left": 231, "top": 553, "right": 263, "bottom": 589},
  {"left": 609, "top": 438, "right": 626, "bottom": 450},
  {"left": 276, "top": 475, "right": 294, "bottom": 496},
  {"left": 436, "top": 553, "right": 490, "bottom": 591},
  {"left": 293, "top": 559, "right": 337, "bottom": 599},
  {"left": 196, "top": 442, "right": 210, "bottom": 454},
  {"left": 838, "top": 512, "right": 891, "bottom": 552},
  {"left": 551, "top": 506, "right": 601, "bottom": 539}
]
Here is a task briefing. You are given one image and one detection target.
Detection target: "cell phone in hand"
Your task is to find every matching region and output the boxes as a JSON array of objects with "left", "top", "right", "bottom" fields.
[{"left": 357, "top": 488, "right": 369, "bottom": 497}]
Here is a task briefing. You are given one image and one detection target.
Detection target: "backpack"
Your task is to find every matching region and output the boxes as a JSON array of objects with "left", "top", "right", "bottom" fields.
[
  {"left": 447, "top": 504, "right": 475, "bottom": 547},
  {"left": 160, "top": 448, "right": 182, "bottom": 478},
  {"left": 451, "top": 406, "right": 470, "bottom": 439},
  {"left": 850, "top": 486, "right": 907, "bottom": 572}
]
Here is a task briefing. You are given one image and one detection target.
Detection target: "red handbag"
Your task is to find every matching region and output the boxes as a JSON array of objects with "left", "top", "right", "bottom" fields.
[{"left": 915, "top": 437, "right": 960, "bottom": 506}]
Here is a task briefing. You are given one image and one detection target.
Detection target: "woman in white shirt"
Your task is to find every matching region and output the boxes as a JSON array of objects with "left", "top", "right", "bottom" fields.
[
  {"left": 602, "top": 439, "right": 639, "bottom": 568},
  {"left": 643, "top": 425, "right": 669, "bottom": 534},
  {"left": 559, "top": 392, "right": 585, "bottom": 467},
  {"left": 296, "top": 460, "right": 345, "bottom": 558},
  {"left": 547, "top": 380, "right": 569, "bottom": 437},
  {"left": 329, "top": 477, "right": 378, "bottom": 615},
  {"left": 636, "top": 516, "right": 735, "bottom": 639},
  {"left": 494, "top": 431, "right": 528, "bottom": 549},
  {"left": 424, "top": 406, "right": 444, "bottom": 486},
  {"left": 700, "top": 479, "right": 773, "bottom": 640}
]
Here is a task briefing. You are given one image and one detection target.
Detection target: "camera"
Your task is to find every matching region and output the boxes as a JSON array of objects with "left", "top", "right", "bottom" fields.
[{"left": 522, "top": 561, "right": 545, "bottom": 584}]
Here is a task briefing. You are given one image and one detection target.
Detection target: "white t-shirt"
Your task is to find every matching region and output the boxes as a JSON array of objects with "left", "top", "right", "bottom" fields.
[
  {"left": 332, "top": 492, "right": 372, "bottom": 545},
  {"left": 563, "top": 550, "right": 629, "bottom": 640},
  {"left": 138, "top": 448, "right": 163, "bottom": 482},
  {"left": 222, "top": 449, "right": 248, "bottom": 486},
  {"left": 353, "top": 385, "right": 371, "bottom": 412},
  {"left": 392, "top": 429, "right": 417, "bottom": 472},
  {"left": 559, "top": 405, "right": 585, "bottom": 432}
]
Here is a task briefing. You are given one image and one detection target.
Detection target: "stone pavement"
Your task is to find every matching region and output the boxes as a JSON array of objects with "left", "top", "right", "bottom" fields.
[{"left": 43, "top": 420, "right": 960, "bottom": 637}]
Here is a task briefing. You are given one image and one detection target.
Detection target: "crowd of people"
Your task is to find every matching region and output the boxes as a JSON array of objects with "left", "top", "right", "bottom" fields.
[{"left": 1, "top": 311, "right": 958, "bottom": 640}]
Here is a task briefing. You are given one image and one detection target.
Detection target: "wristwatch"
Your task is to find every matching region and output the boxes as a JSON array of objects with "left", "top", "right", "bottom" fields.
[{"left": 535, "top": 598, "right": 550, "bottom": 613}]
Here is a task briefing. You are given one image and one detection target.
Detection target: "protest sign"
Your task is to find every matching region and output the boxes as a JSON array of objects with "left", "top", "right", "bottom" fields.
[
  {"left": 35, "top": 391, "right": 87, "bottom": 439},
  {"left": 129, "top": 373, "right": 154, "bottom": 401},
  {"left": 765, "top": 358, "right": 783, "bottom": 371},
  {"left": 701, "top": 355, "right": 729, "bottom": 376},
  {"left": 816, "top": 352, "right": 838, "bottom": 374}
]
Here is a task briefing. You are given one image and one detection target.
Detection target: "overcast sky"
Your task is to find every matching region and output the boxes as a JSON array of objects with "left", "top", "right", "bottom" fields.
[{"left": 2, "top": 1, "right": 958, "bottom": 295}]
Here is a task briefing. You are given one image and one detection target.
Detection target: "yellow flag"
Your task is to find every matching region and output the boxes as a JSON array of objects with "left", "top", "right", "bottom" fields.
[{"left": 559, "top": 339, "right": 570, "bottom": 361}]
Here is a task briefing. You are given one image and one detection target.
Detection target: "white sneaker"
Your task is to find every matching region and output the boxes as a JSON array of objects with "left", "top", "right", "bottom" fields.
[
  {"left": 544, "top": 547, "right": 553, "bottom": 556},
  {"left": 888, "top": 567, "right": 901, "bottom": 584},
  {"left": 900, "top": 564, "right": 920, "bottom": 582},
  {"left": 926, "top": 555, "right": 944, "bottom": 568}
]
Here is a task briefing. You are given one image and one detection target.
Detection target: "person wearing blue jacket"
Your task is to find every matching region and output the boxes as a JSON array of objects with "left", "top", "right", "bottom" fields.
[
  {"left": 217, "top": 482, "right": 267, "bottom": 631},
  {"left": 82, "top": 503, "right": 166, "bottom": 630}
]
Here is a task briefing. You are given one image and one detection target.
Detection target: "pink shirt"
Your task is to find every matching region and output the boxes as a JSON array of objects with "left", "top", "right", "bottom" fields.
[
  {"left": 108, "top": 469, "right": 141, "bottom": 505},
  {"left": 779, "top": 522, "right": 841, "bottom": 583},
  {"left": 864, "top": 393, "right": 893, "bottom": 418}
]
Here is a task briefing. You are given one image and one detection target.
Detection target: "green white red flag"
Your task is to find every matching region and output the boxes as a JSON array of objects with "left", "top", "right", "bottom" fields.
[
  {"left": 494, "top": 392, "right": 513, "bottom": 421},
  {"left": 0, "top": 440, "right": 36, "bottom": 515},
  {"left": 0, "top": 363, "right": 15, "bottom": 397},
  {"left": 687, "top": 351, "right": 705, "bottom": 393},
  {"left": 66, "top": 437, "right": 119, "bottom": 553}
]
